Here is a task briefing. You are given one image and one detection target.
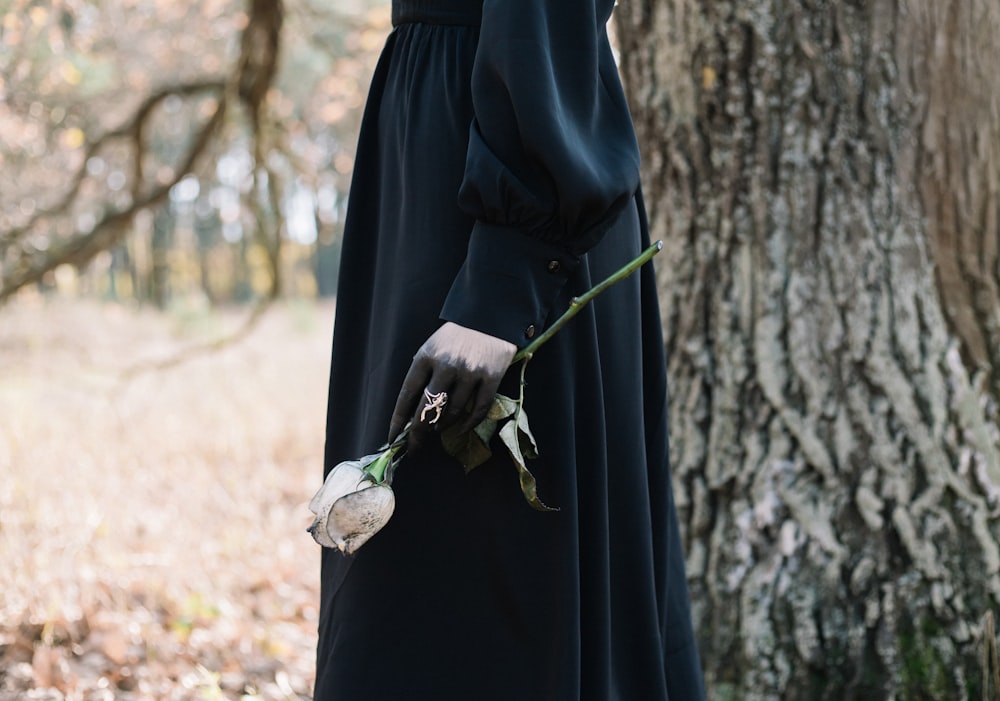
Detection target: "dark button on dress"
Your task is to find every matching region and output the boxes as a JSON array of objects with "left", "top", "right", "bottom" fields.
[{"left": 316, "top": 0, "right": 705, "bottom": 699}]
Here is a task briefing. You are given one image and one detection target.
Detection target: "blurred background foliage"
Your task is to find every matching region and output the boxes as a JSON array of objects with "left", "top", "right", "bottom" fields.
[
  {"left": 1, "top": 4, "right": 393, "bottom": 696},
  {"left": 0, "top": 0, "right": 390, "bottom": 310}
]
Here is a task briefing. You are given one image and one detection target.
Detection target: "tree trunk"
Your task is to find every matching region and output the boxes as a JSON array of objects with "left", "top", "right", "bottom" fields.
[
  {"left": 151, "top": 205, "right": 174, "bottom": 309},
  {"left": 615, "top": 1, "right": 1000, "bottom": 698}
]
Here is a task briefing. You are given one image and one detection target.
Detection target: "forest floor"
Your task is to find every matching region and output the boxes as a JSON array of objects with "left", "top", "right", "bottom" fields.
[{"left": 0, "top": 297, "right": 336, "bottom": 700}]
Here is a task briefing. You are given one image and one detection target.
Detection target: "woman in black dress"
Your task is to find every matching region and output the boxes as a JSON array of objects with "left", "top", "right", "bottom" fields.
[{"left": 316, "top": 0, "right": 705, "bottom": 698}]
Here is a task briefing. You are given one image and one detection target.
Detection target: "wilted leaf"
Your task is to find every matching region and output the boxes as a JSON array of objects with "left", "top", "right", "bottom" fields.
[
  {"left": 487, "top": 394, "right": 519, "bottom": 421},
  {"left": 498, "top": 420, "right": 557, "bottom": 512},
  {"left": 474, "top": 416, "right": 499, "bottom": 445},
  {"left": 513, "top": 404, "right": 538, "bottom": 460},
  {"left": 441, "top": 418, "right": 496, "bottom": 473}
]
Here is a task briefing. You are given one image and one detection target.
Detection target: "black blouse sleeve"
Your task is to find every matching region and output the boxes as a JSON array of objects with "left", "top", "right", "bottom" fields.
[{"left": 439, "top": 0, "right": 641, "bottom": 348}]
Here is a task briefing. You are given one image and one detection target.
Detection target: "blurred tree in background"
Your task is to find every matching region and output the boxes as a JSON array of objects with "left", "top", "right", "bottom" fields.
[{"left": 0, "top": 0, "right": 389, "bottom": 308}]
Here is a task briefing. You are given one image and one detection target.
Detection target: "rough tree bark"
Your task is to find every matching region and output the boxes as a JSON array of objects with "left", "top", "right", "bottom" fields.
[{"left": 616, "top": 1, "right": 1000, "bottom": 698}]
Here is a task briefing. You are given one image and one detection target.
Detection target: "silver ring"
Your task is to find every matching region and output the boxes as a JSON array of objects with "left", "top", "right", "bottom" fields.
[{"left": 420, "top": 389, "right": 448, "bottom": 425}]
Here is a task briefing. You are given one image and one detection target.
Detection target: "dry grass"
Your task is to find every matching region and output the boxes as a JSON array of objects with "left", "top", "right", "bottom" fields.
[{"left": 0, "top": 297, "right": 335, "bottom": 700}]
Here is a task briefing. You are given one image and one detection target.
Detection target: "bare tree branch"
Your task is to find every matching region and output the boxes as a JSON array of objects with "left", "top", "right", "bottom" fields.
[
  {"left": 0, "top": 0, "right": 285, "bottom": 305},
  {"left": 1, "top": 81, "right": 227, "bottom": 254},
  {"left": 0, "top": 100, "right": 228, "bottom": 303},
  {"left": 116, "top": 0, "right": 286, "bottom": 377}
]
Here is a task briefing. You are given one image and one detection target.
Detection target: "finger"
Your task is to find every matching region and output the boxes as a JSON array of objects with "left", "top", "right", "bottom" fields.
[
  {"left": 388, "top": 355, "right": 432, "bottom": 442},
  {"left": 406, "top": 420, "right": 430, "bottom": 453},
  {"left": 406, "top": 366, "right": 456, "bottom": 451},
  {"left": 460, "top": 376, "right": 502, "bottom": 434},
  {"left": 411, "top": 367, "right": 456, "bottom": 430},
  {"left": 437, "top": 378, "right": 477, "bottom": 432}
]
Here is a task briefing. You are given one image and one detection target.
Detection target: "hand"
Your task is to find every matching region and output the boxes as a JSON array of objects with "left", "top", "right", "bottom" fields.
[{"left": 389, "top": 322, "right": 516, "bottom": 448}]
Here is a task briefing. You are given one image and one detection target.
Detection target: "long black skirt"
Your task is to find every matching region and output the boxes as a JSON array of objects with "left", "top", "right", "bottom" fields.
[{"left": 315, "top": 9, "right": 705, "bottom": 701}]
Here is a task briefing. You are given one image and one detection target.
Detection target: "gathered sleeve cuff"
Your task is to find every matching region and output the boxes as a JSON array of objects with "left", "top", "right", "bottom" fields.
[{"left": 440, "top": 222, "right": 582, "bottom": 347}]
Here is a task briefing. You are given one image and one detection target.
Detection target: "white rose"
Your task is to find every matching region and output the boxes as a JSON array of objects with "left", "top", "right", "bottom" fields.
[{"left": 307, "top": 452, "right": 396, "bottom": 554}]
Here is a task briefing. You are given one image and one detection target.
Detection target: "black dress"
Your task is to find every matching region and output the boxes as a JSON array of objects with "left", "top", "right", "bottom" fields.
[{"left": 316, "top": 1, "right": 705, "bottom": 699}]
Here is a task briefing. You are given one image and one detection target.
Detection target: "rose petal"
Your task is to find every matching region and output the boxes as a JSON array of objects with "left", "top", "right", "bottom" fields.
[
  {"left": 309, "top": 456, "right": 377, "bottom": 515},
  {"left": 325, "top": 484, "right": 396, "bottom": 554},
  {"left": 308, "top": 457, "right": 378, "bottom": 549}
]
